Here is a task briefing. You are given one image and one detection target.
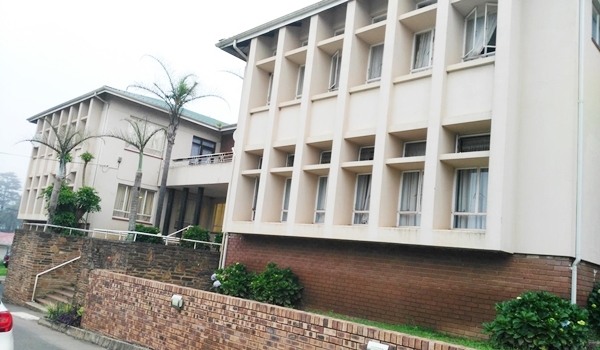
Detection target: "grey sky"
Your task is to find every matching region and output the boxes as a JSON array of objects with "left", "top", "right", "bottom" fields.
[{"left": 0, "top": 0, "right": 317, "bottom": 187}]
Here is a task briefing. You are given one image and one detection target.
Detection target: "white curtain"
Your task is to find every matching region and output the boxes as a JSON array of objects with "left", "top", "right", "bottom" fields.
[
  {"left": 368, "top": 45, "right": 384, "bottom": 80},
  {"left": 398, "top": 172, "right": 421, "bottom": 226},
  {"left": 484, "top": 8, "right": 498, "bottom": 51},
  {"left": 139, "top": 190, "right": 154, "bottom": 222},
  {"left": 113, "top": 184, "right": 129, "bottom": 217},
  {"left": 315, "top": 176, "right": 328, "bottom": 223},
  {"left": 413, "top": 30, "right": 433, "bottom": 70},
  {"left": 466, "top": 6, "right": 498, "bottom": 59},
  {"left": 329, "top": 51, "right": 341, "bottom": 90},
  {"left": 454, "top": 169, "right": 488, "bottom": 229},
  {"left": 353, "top": 174, "right": 371, "bottom": 224}
]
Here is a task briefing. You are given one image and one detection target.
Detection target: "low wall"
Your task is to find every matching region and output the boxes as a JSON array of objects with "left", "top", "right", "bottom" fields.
[
  {"left": 225, "top": 234, "right": 600, "bottom": 339},
  {"left": 82, "top": 270, "right": 474, "bottom": 350}
]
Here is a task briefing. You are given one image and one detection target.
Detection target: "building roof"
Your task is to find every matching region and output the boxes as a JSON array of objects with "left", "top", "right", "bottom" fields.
[
  {"left": 215, "top": 0, "right": 348, "bottom": 60},
  {"left": 27, "top": 86, "right": 236, "bottom": 131}
]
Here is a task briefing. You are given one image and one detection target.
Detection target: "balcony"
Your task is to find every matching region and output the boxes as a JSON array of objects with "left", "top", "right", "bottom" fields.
[{"left": 168, "top": 152, "right": 234, "bottom": 187}]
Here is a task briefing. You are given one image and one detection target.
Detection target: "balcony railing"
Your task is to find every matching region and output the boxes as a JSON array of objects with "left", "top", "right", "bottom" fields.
[{"left": 172, "top": 152, "right": 234, "bottom": 167}]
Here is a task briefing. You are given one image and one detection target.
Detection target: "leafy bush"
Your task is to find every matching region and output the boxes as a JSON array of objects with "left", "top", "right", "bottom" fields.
[
  {"left": 212, "top": 262, "right": 254, "bottom": 299},
  {"left": 46, "top": 303, "right": 82, "bottom": 327},
  {"left": 251, "top": 262, "right": 303, "bottom": 309},
  {"left": 42, "top": 183, "right": 101, "bottom": 234},
  {"left": 587, "top": 281, "right": 600, "bottom": 335},
  {"left": 181, "top": 226, "right": 211, "bottom": 249},
  {"left": 483, "top": 291, "right": 589, "bottom": 350},
  {"left": 134, "top": 224, "right": 162, "bottom": 244},
  {"left": 214, "top": 232, "right": 223, "bottom": 244}
]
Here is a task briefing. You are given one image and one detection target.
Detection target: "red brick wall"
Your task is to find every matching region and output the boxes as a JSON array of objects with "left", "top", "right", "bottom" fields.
[
  {"left": 224, "top": 234, "right": 600, "bottom": 339},
  {"left": 83, "top": 270, "right": 475, "bottom": 350}
]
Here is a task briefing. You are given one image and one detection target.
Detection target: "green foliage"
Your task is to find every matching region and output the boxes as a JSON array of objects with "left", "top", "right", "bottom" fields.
[
  {"left": 46, "top": 303, "right": 82, "bottom": 327},
  {"left": 79, "top": 152, "right": 94, "bottom": 163},
  {"left": 483, "top": 291, "right": 590, "bottom": 350},
  {"left": 181, "top": 226, "right": 210, "bottom": 249},
  {"left": 134, "top": 224, "right": 162, "bottom": 244},
  {"left": 212, "top": 262, "right": 255, "bottom": 299},
  {"left": 41, "top": 183, "right": 101, "bottom": 233},
  {"left": 45, "top": 303, "right": 73, "bottom": 321},
  {"left": 587, "top": 282, "right": 600, "bottom": 335},
  {"left": 214, "top": 232, "right": 223, "bottom": 244},
  {"left": 251, "top": 262, "right": 303, "bottom": 309},
  {"left": 60, "top": 152, "right": 73, "bottom": 163}
]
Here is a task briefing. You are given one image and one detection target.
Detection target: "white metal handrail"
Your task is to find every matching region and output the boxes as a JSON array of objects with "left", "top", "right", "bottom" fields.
[
  {"left": 32, "top": 256, "right": 81, "bottom": 302},
  {"left": 180, "top": 238, "right": 222, "bottom": 250},
  {"left": 25, "top": 223, "right": 93, "bottom": 236},
  {"left": 171, "top": 151, "right": 234, "bottom": 166},
  {"left": 163, "top": 226, "right": 192, "bottom": 245}
]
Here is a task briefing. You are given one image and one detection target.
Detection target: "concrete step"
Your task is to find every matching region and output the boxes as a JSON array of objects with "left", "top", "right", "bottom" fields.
[
  {"left": 36, "top": 298, "right": 55, "bottom": 307},
  {"left": 62, "top": 285, "right": 76, "bottom": 293},
  {"left": 44, "top": 294, "right": 70, "bottom": 305},
  {"left": 25, "top": 301, "right": 47, "bottom": 313},
  {"left": 55, "top": 289, "right": 74, "bottom": 298}
]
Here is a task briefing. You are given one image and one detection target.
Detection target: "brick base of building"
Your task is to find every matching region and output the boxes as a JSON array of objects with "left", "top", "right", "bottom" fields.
[{"left": 224, "top": 234, "right": 599, "bottom": 339}]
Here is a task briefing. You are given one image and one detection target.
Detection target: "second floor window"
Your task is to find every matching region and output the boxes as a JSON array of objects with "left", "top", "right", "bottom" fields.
[
  {"left": 359, "top": 146, "right": 375, "bottom": 161},
  {"left": 412, "top": 29, "right": 434, "bottom": 72},
  {"left": 267, "top": 73, "right": 274, "bottom": 105},
  {"left": 463, "top": 3, "right": 497, "bottom": 60},
  {"left": 329, "top": 51, "right": 342, "bottom": 91},
  {"left": 281, "top": 178, "right": 292, "bottom": 222},
  {"left": 404, "top": 141, "right": 426, "bottom": 157},
  {"left": 315, "top": 176, "right": 328, "bottom": 223},
  {"left": 398, "top": 171, "right": 423, "bottom": 227},
  {"left": 191, "top": 136, "right": 216, "bottom": 156},
  {"left": 367, "top": 43, "right": 384, "bottom": 82},
  {"left": 453, "top": 168, "right": 488, "bottom": 229},
  {"left": 456, "top": 134, "right": 490, "bottom": 153},
  {"left": 296, "top": 66, "right": 305, "bottom": 99}
]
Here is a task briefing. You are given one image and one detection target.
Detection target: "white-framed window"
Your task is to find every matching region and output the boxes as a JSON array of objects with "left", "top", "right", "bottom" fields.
[
  {"left": 398, "top": 170, "right": 424, "bottom": 226},
  {"left": 416, "top": 0, "right": 437, "bottom": 9},
  {"left": 257, "top": 156, "right": 263, "bottom": 169},
  {"left": 372, "top": 14, "right": 387, "bottom": 24},
  {"left": 286, "top": 153, "right": 295, "bottom": 167},
  {"left": 112, "top": 184, "right": 155, "bottom": 223},
  {"left": 296, "top": 65, "right": 306, "bottom": 99},
  {"left": 266, "top": 73, "right": 274, "bottom": 105},
  {"left": 125, "top": 118, "right": 166, "bottom": 157},
  {"left": 463, "top": 3, "right": 498, "bottom": 60},
  {"left": 367, "top": 43, "right": 384, "bottom": 82},
  {"left": 281, "top": 178, "right": 292, "bottom": 222},
  {"left": 251, "top": 178, "right": 260, "bottom": 221},
  {"left": 411, "top": 29, "right": 435, "bottom": 72},
  {"left": 320, "top": 150, "right": 332, "bottom": 164},
  {"left": 314, "top": 176, "right": 328, "bottom": 223},
  {"left": 333, "top": 28, "right": 345, "bottom": 36},
  {"left": 403, "top": 141, "right": 426, "bottom": 157},
  {"left": 353, "top": 174, "right": 372, "bottom": 224},
  {"left": 456, "top": 134, "right": 490, "bottom": 153},
  {"left": 329, "top": 50, "right": 342, "bottom": 91},
  {"left": 453, "top": 168, "right": 488, "bottom": 229},
  {"left": 593, "top": 5, "right": 600, "bottom": 46},
  {"left": 359, "top": 146, "right": 375, "bottom": 161}
]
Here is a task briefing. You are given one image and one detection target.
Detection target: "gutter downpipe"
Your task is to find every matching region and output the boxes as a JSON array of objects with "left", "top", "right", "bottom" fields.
[
  {"left": 232, "top": 40, "right": 248, "bottom": 61},
  {"left": 219, "top": 232, "right": 229, "bottom": 269},
  {"left": 572, "top": 0, "right": 585, "bottom": 304}
]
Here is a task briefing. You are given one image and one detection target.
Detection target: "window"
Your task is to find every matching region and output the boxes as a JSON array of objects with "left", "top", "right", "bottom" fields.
[
  {"left": 372, "top": 14, "right": 387, "bottom": 23},
  {"left": 456, "top": 134, "right": 490, "bottom": 153},
  {"left": 266, "top": 73, "right": 274, "bottom": 105},
  {"left": 257, "top": 156, "right": 263, "bottom": 169},
  {"left": 398, "top": 171, "right": 423, "bottom": 226},
  {"left": 453, "top": 168, "right": 488, "bottom": 229},
  {"left": 463, "top": 3, "right": 498, "bottom": 60},
  {"left": 593, "top": 5, "right": 600, "bottom": 46},
  {"left": 286, "top": 154, "right": 295, "bottom": 167},
  {"left": 211, "top": 202, "right": 226, "bottom": 232},
  {"left": 353, "top": 174, "right": 372, "bottom": 224},
  {"left": 125, "top": 118, "right": 165, "bottom": 157},
  {"left": 112, "top": 184, "right": 155, "bottom": 223},
  {"left": 333, "top": 28, "right": 345, "bottom": 36},
  {"left": 191, "top": 137, "right": 216, "bottom": 156},
  {"left": 367, "top": 44, "right": 384, "bottom": 82},
  {"left": 301, "top": 39, "right": 309, "bottom": 47},
  {"left": 359, "top": 146, "right": 375, "bottom": 161},
  {"left": 314, "top": 176, "right": 328, "bottom": 223},
  {"left": 251, "top": 178, "right": 260, "bottom": 221},
  {"left": 329, "top": 51, "right": 342, "bottom": 91},
  {"left": 404, "top": 141, "right": 426, "bottom": 157},
  {"left": 320, "top": 151, "right": 332, "bottom": 164},
  {"left": 296, "top": 65, "right": 305, "bottom": 99},
  {"left": 412, "top": 29, "right": 434, "bottom": 72},
  {"left": 416, "top": 0, "right": 437, "bottom": 9},
  {"left": 281, "top": 178, "right": 292, "bottom": 222}
]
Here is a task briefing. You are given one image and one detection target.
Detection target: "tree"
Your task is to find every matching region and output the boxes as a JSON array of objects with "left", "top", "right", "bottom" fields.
[
  {"left": 22, "top": 118, "right": 97, "bottom": 224},
  {"left": 130, "top": 55, "right": 223, "bottom": 229},
  {"left": 79, "top": 152, "right": 94, "bottom": 187},
  {"left": 0, "top": 172, "right": 22, "bottom": 232},
  {"left": 106, "top": 118, "right": 165, "bottom": 231},
  {"left": 41, "top": 184, "right": 101, "bottom": 231}
]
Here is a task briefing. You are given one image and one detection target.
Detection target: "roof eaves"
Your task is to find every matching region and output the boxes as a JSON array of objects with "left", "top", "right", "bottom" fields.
[
  {"left": 215, "top": 0, "right": 348, "bottom": 59},
  {"left": 26, "top": 86, "right": 109, "bottom": 123}
]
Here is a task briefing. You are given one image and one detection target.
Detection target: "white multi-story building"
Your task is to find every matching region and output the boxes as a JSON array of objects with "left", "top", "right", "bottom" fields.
[
  {"left": 19, "top": 86, "right": 235, "bottom": 234},
  {"left": 216, "top": 0, "right": 600, "bottom": 337}
]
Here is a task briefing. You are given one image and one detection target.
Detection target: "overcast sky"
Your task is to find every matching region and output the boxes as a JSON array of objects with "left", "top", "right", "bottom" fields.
[{"left": 0, "top": 0, "right": 318, "bottom": 188}]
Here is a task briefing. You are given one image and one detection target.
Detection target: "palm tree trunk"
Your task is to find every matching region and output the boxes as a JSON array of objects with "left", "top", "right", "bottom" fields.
[
  {"left": 81, "top": 163, "right": 87, "bottom": 187},
  {"left": 129, "top": 170, "right": 142, "bottom": 232},
  {"left": 154, "top": 135, "right": 175, "bottom": 229},
  {"left": 47, "top": 161, "right": 66, "bottom": 225}
]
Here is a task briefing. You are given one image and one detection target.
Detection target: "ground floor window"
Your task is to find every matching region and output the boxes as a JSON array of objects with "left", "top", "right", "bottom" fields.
[
  {"left": 353, "top": 174, "right": 371, "bottom": 225},
  {"left": 112, "top": 184, "right": 155, "bottom": 223},
  {"left": 398, "top": 171, "right": 423, "bottom": 227},
  {"left": 453, "top": 168, "right": 488, "bottom": 229}
]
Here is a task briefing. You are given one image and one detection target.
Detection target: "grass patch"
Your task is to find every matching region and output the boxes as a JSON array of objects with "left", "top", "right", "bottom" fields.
[
  {"left": 0, "top": 266, "right": 7, "bottom": 277},
  {"left": 309, "top": 310, "right": 496, "bottom": 350}
]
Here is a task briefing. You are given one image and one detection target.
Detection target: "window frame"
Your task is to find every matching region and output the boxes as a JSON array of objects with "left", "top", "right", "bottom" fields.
[
  {"left": 397, "top": 170, "right": 424, "bottom": 227},
  {"left": 366, "top": 43, "right": 385, "bottom": 83},
  {"left": 281, "top": 178, "right": 292, "bottom": 222},
  {"left": 372, "top": 13, "right": 387, "bottom": 24},
  {"left": 358, "top": 146, "right": 375, "bottom": 161},
  {"left": 320, "top": 150, "right": 332, "bottom": 164},
  {"left": 455, "top": 133, "right": 491, "bottom": 153},
  {"left": 314, "top": 176, "right": 328, "bottom": 223},
  {"left": 286, "top": 153, "right": 295, "bottom": 167},
  {"left": 112, "top": 184, "right": 156, "bottom": 223},
  {"left": 296, "top": 65, "right": 306, "bottom": 99},
  {"left": 410, "top": 28, "right": 435, "bottom": 73},
  {"left": 251, "top": 178, "right": 260, "bottom": 221},
  {"left": 329, "top": 50, "right": 342, "bottom": 91},
  {"left": 333, "top": 28, "right": 345, "bottom": 36},
  {"left": 190, "top": 136, "right": 216, "bottom": 157},
  {"left": 403, "top": 140, "right": 427, "bottom": 157},
  {"left": 266, "top": 73, "right": 274, "bottom": 105},
  {"left": 257, "top": 156, "right": 263, "bottom": 169},
  {"left": 462, "top": 3, "right": 498, "bottom": 60},
  {"left": 352, "top": 173, "right": 372, "bottom": 225},
  {"left": 451, "top": 167, "right": 489, "bottom": 230},
  {"left": 593, "top": 4, "right": 600, "bottom": 46}
]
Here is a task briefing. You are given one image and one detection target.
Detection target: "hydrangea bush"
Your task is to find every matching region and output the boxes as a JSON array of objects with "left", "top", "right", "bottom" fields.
[{"left": 587, "top": 281, "right": 600, "bottom": 335}]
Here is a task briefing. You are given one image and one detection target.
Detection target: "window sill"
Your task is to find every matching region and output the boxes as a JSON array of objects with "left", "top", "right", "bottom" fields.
[
  {"left": 447, "top": 56, "right": 495, "bottom": 73},
  {"left": 311, "top": 91, "right": 338, "bottom": 102},
  {"left": 249, "top": 105, "right": 270, "bottom": 114},
  {"left": 279, "top": 99, "right": 301, "bottom": 108},
  {"left": 393, "top": 70, "right": 433, "bottom": 85},
  {"left": 349, "top": 81, "right": 381, "bottom": 94}
]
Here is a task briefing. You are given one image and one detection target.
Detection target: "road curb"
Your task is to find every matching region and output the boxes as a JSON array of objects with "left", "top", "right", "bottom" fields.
[{"left": 37, "top": 318, "right": 150, "bottom": 350}]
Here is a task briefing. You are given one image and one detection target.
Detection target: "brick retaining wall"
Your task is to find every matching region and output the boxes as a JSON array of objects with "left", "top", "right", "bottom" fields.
[
  {"left": 224, "top": 234, "right": 599, "bottom": 339},
  {"left": 82, "top": 270, "right": 475, "bottom": 350}
]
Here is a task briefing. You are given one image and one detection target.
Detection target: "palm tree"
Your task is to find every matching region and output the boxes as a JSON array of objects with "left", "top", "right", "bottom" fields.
[
  {"left": 129, "top": 55, "right": 224, "bottom": 229},
  {"left": 107, "top": 118, "right": 165, "bottom": 231},
  {"left": 79, "top": 151, "right": 94, "bottom": 187},
  {"left": 22, "top": 117, "right": 97, "bottom": 225}
]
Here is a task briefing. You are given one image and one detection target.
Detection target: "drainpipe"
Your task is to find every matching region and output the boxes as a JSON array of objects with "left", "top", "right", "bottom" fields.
[
  {"left": 572, "top": 0, "right": 585, "bottom": 304},
  {"left": 219, "top": 232, "right": 229, "bottom": 269},
  {"left": 232, "top": 40, "right": 248, "bottom": 61}
]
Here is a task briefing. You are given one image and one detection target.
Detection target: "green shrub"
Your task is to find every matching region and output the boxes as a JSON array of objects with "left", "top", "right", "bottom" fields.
[
  {"left": 46, "top": 303, "right": 72, "bottom": 321},
  {"left": 250, "top": 262, "right": 303, "bottom": 309},
  {"left": 587, "top": 281, "right": 600, "bottom": 335},
  {"left": 483, "top": 291, "right": 589, "bottom": 349},
  {"left": 181, "top": 226, "right": 211, "bottom": 249},
  {"left": 134, "top": 224, "right": 162, "bottom": 244},
  {"left": 212, "top": 262, "right": 254, "bottom": 299},
  {"left": 214, "top": 232, "right": 223, "bottom": 244}
]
